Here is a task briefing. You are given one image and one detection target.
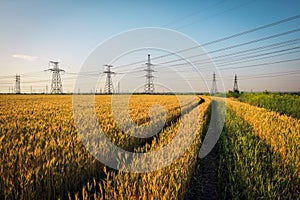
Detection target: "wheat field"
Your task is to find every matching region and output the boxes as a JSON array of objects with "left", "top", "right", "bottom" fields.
[{"left": 0, "top": 94, "right": 299, "bottom": 199}]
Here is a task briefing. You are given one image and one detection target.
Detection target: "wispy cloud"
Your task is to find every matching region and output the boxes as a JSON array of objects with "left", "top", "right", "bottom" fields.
[{"left": 12, "top": 54, "right": 38, "bottom": 61}]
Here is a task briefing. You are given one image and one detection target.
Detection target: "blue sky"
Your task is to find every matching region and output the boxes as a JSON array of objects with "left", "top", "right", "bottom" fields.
[{"left": 1, "top": 0, "right": 300, "bottom": 93}]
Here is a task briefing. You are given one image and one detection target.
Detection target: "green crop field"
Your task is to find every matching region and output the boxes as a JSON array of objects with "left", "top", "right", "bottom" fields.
[{"left": 238, "top": 92, "right": 300, "bottom": 118}]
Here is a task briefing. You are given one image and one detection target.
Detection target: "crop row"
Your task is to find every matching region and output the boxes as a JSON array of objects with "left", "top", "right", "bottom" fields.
[{"left": 218, "top": 99, "right": 299, "bottom": 199}]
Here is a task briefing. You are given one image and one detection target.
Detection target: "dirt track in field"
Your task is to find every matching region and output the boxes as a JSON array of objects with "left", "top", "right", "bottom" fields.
[
  {"left": 185, "top": 100, "right": 221, "bottom": 200},
  {"left": 185, "top": 144, "right": 220, "bottom": 200}
]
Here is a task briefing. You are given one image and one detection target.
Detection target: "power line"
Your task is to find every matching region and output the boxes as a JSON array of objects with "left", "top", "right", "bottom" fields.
[
  {"left": 198, "top": 39, "right": 300, "bottom": 64},
  {"left": 220, "top": 57, "right": 300, "bottom": 71},
  {"left": 114, "top": 14, "right": 300, "bottom": 69},
  {"left": 157, "top": 28, "right": 300, "bottom": 67},
  {"left": 194, "top": 46, "right": 300, "bottom": 68},
  {"left": 182, "top": 69, "right": 300, "bottom": 81},
  {"left": 163, "top": 0, "right": 226, "bottom": 28},
  {"left": 238, "top": 70, "right": 300, "bottom": 80},
  {"left": 174, "top": 0, "right": 254, "bottom": 30},
  {"left": 216, "top": 48, "right": 300, "bottom": 67},
  {"left": 157, "top": 47, "right": 300, "bottom": 74},
  {"left": 157, "top": 45, "right": 300, "bottom": 73}
]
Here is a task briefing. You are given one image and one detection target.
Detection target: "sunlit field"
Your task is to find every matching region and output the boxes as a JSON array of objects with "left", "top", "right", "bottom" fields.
[{"left": 0, "top": 94, "right": 299, "bottom": 199}]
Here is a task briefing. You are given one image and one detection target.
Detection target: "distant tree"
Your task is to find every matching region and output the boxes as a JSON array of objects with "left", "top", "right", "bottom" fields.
[{"left": 227, "top": 90, "right": 240, "bottom": 98}]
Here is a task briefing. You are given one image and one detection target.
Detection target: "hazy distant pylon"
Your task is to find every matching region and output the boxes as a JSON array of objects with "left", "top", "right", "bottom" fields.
[
  {"left": 15, "top": 74, "right": 20, "bottom": 94},
  {"left": 45, "top": 61, "right": 65, "bottom": 94},
  {"left": 104, "top": 64, "right": 115, "bottom": 94},
  {"left": 233, "top": 74, "right": 239, "bottom": 93},
  {"left": 211, "top": 72, "right": 218, "bottom": 95},
  {"left": 144, "top": 54, "right": 155, "bottom": 93}
]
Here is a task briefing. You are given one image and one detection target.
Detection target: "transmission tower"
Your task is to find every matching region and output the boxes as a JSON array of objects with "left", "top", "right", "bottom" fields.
[
  {"left": 15, "top": 74, "right": 20, "bottom": 94},
  {"left": 233, "top": 74, "right": 239, "bottom": 93},
  {"left": 45, "top": 61, "right": 65, "bottom": 94},
  {"left": 144, "top": 54, "right": 155, "bottom": 93},
  {"left": 118, "top": 82, "right": 120, "bottom": 93},
  {"left": 104, "top": 64, "right": 115, "bottom": 94},
  {"left": 211, "top": 72, "right": 218, "bottom": 95}
]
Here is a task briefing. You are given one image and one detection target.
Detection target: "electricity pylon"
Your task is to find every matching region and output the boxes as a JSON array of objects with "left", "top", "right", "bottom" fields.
[
  {"left": 233, "top": 74, "right": 239, "bottom": 93},
  {"left": 144, "top": 54, "right": 155, "bottom": 93},
  {"left": 45, "top": 61, "right": 65, "bottom": 94},
  {"left": 15, "top": 75, "right": 20, "bottom": 94},
  {"left": 104, "top": 64, "right": 115, "bottom": 94},
  {"left": 211, "top": 72, "right": 218, "bottom": 95}
]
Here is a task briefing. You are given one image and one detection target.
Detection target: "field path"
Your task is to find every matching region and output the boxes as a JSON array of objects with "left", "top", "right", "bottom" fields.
[
  {"left": 185, "top": 145, "right": 220, "bottom": 200},
  {"left": 185, "top": 100, "right": 221, "bottom": 200}
]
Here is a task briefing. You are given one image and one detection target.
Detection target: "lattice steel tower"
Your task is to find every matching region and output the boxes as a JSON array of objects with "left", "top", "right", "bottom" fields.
[
  {"left": 104, "top": 64, "right": 115, "bottom": 94},
  {"left": 233, "top": 74, "right": 239, "bottom": 93},
  {"left": 144, "top": 54, "right": 155, "bottom": 93},
  {"left": 15, "top": 74, "right": 20, "bottom": 94},
  {"left": 211, "top": 72, "right": 218, "bottom": 95},
  {"left": 46, "top": 61, "right": 65, "bottom": 94}
]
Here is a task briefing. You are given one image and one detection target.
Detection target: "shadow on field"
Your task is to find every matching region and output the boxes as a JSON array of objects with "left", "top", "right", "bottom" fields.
[
  {"left": 218, "top": 109, "right": 299, "bottom": 199},
  {"left": 185, "top": 102, "right": 299, "bottom": 200}
]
